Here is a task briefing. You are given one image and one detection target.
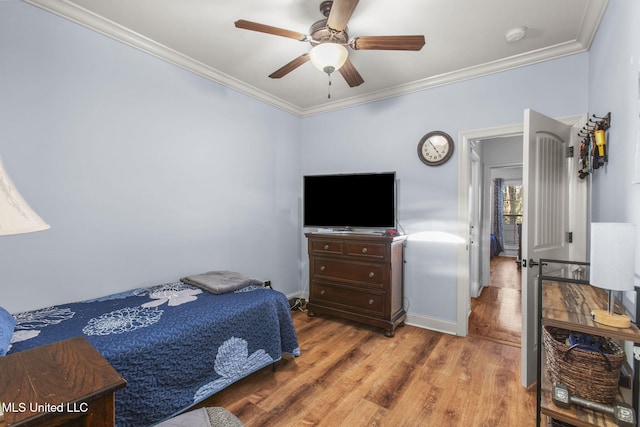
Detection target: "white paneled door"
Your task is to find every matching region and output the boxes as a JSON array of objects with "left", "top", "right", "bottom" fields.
[{"left": 520, "top": 109, "right": 573, "bottom": 387}]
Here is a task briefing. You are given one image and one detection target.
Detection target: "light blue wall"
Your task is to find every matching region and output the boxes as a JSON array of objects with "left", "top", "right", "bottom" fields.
[
  {"left": 0, "top": 1, "right": 302, "bottom": 313},
  {"left": 589, "top": 0, "right": 640, "bottom": 222},
  {"left": 588, "top": 1, "right": 640, "bottom": 310},
  {"left": 302, "top": 56, "right": 589, "bottom": 325},
  {"left": 1, "top": 0, "right": 600, "bottom": 329}
]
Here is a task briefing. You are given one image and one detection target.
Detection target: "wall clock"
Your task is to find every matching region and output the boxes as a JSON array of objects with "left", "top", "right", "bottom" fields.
[{"left": 417, "top": 131, "right": 454, "bottom": 166}]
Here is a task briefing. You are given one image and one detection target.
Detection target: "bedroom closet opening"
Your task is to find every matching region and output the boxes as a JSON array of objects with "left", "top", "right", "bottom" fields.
[{"left": 467, "top": 137, "right": 523, "bottom": 348}]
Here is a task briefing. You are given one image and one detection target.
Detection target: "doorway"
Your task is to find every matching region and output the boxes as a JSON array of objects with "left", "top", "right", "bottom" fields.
[
  {"left": 455, "top": 114, "right": 588, "bottom": 338},
  {"left": 467, "top": 137, "right": 524, "bottom": 347},
  {"left": 457, "top": 112, "right": 589, "bottom": 386}
]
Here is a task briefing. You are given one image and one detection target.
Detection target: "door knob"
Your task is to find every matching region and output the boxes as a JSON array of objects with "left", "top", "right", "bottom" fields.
[{"left": 522, "top": 259, "right": 546, "bottom": 268}]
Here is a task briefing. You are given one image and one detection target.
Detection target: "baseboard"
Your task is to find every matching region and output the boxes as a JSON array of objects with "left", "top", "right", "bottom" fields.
[
  {"left": 286, "top": 291, "right": 308, "bottom": 301},
  {"left": 286, "top": 292, "right": 459, "bottom": 336},
  {"left": 405, "top": 312, "right": 458, "bottom": 335}
]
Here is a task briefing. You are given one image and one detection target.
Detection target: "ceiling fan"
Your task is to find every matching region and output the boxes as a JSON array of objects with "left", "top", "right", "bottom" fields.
[{"left": 234, "top": 0, "right": 426, "bottom": 88}]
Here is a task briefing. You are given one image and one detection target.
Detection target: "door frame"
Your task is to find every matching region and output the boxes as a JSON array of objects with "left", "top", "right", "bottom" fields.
[
  {"left": 456, "top": 113, "right": 587, "bottom": 337},
  {"left": 469, "top": 146, "right": 481, "bottom": 297}
]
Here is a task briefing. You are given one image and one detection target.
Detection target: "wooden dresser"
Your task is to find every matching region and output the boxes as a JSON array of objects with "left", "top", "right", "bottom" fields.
[{"left": 305, "top": 232, "right": 407, "bottom": 337}]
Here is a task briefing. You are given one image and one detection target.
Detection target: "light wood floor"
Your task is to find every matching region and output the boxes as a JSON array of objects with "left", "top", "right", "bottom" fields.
[
  {"left": 200, "top": 310, "right": 536, "bottom": 426},
  {"left": 468, "top": 256, "right": 522, "bottom": 347}
]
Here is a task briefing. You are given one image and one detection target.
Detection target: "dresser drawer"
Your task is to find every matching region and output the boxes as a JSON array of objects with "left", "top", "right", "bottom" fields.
[
  {"left": 309, "top": 239, "right": 344, "bottom": 255},
  {"left": 346, "top": 242, "right": 386, "bottom": 260},
  {"left": 312, "top": 257, "right": 386, "bottom": 287},
  {"left": 311, "top": 282, "right": 385, "bottom": 316}
]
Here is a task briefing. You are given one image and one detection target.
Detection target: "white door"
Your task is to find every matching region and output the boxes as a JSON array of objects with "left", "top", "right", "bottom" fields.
[{"left": 521, "top": 109, "right": 573, "bottom": 387}]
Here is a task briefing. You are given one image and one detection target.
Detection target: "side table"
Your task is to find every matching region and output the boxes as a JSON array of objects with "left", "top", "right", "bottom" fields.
[{"left": 0, "top": 336, "right": 126, "bottom": 426}]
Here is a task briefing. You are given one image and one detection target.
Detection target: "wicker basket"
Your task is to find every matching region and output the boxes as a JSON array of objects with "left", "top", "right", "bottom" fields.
[{"left": 543, "top": 325, "right": 625, "bottom": 404}]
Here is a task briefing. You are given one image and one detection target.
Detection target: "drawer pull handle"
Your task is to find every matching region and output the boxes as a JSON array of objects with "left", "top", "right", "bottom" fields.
[
  {"left": 362, "top": 247, "right": 368, "bottom": 254},
  {"left": 324, "top": 244, "right": 329, "bottom": 250},
  {"left": 368, "top": 299, "right": 374, "bottom": 305},
  {"left": 321, "top": 290, "right": 326, "bottom": 295},
  {"left": 369, "top": 272, "right": 375, "bottom": 278},
  {"left": 320, "top": 266, "right": 326, "bottom": 271}
]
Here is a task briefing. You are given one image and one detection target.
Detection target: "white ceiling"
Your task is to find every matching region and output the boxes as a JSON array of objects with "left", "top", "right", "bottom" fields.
[{"left": 24, "top": 0, "right": 608, "bottom": 117}]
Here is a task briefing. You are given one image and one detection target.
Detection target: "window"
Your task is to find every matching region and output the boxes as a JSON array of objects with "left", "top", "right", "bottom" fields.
[{"left": 502, "top": 183, "right": 523, "bottom": 247}]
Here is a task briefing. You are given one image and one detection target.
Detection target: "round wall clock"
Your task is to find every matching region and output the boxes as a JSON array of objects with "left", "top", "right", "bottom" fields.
[{"left": 417, "top": 131, "right": 454, "bottom": 166}]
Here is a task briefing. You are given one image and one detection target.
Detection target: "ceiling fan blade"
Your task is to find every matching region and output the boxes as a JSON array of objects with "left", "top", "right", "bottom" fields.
[
  {"left": 352, "top": 35, "right": 426, "bottom": 51},
  {"left": 269, "top": 54, "right": 310, "bottom": 79},
  {"left": 327, "top": 0, "right": 359, "bottom": 32},
  {"left": 339, "top": 59, "right": 364, "bottom": 87},
  {"left": 235, "top": 20, "right": 307, "bottom": 41}
]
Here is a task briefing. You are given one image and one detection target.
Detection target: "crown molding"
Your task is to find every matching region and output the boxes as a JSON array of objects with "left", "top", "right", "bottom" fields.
[
  {"left": 22, "top": 0, "right": 305, "bottom": 116},
  {"left": 299, "top": 39, "right": 591, "bottom": 117},
  {"left": 577, "top": 0, "right": 609, "bottom": 49},
  {"left": 23, "top": 0, "right": 607, "bottom": 118}
]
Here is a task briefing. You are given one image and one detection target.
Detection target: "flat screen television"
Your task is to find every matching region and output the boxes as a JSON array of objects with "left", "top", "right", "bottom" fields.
[{"left": 303, "top": 172, "right": 396, "bottom": 230}]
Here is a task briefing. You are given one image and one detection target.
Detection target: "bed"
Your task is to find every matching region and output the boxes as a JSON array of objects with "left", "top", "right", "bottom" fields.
[{"left": 1, "top": 276, "right": 300, "bottom": 427}]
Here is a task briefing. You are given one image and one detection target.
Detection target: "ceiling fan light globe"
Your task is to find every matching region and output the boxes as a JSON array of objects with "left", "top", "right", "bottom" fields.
[{"left": 309, "top": 43, "right": 348, "bottom": 74}]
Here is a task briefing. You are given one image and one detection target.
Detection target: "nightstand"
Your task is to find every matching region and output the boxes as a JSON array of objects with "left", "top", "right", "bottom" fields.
[{"left": 0, "top": 336, "right": 126, "bottom": 427}]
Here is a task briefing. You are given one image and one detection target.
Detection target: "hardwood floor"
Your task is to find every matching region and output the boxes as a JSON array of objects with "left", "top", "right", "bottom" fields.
[
  {"left": 200, "top": 311, "right": 536, "bottom": 426},
  {"left": 468, "top": 256, "right": 522, "bottom": 347},
  {"left": 488, "top": 255, "right": 522, "bottom": 290}
]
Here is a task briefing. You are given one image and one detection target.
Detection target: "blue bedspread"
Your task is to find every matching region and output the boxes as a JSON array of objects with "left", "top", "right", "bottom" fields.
[{"left": 8, "top": 282, "right": 300, "bottom": 426}]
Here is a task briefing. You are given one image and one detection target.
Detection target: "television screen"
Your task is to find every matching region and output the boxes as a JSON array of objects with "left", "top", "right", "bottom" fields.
[{"left": 303, "top": 172, "right": 396, "bottom": 229}]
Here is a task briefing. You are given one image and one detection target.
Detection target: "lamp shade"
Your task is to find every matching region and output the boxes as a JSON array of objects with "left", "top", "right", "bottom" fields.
[
  {"left": 0, "top": 158, "right": 49, "bottom": 236},
  {"left": 309, "top": 43, "right": 348, "bottom": 74},
  {"left": 589, "top": 222, "right": 635, "bottom": 291}
]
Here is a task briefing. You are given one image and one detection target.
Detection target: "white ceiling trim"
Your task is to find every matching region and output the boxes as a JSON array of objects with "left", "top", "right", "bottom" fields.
[
  {"left": 22, "top": 0, "right": 302, "bottom": 114},
  {"left": 23, "top": 0, "right": 608, "bottom": 118},
  {"left": 302, "top": 40, "right": 590, "bottom": 117},
  {"left": 576, "top": 0, "right": 609, "bottom": 48}
]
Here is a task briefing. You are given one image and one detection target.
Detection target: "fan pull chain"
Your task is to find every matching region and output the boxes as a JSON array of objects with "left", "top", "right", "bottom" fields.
[{"left": 327, "top": 72, "right": 332, "bottom": 99}]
